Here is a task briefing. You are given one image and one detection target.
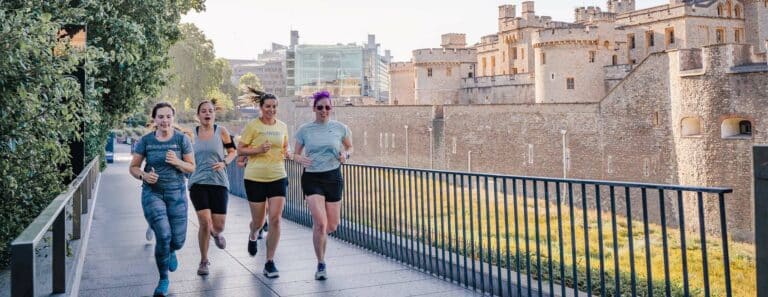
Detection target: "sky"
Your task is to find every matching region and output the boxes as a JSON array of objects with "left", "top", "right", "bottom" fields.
[{"left": 182, "top": 0, "right": 668, "bottom": 62}]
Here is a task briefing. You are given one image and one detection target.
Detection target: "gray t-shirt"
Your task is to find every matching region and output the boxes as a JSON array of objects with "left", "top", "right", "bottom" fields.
[
  {"left": 134, "top": 131, "right": 193, "bottom": 190},
  {"left": 295, "top": 120, "right": 351, "bottom": 172}
]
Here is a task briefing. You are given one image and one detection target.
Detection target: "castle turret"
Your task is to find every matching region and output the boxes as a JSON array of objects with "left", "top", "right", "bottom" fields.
[
  {"left": 413, "top": 47, "right": 477, "bottom": 105},
  {"left": 533, "top": 24, "right": 617, "bottom": 104},
  {"left": 607, "top": 0, "right": 635, "bottom": 14},
  {"left": 441, "top": 33, "right": 467, "bottom": 49},
  {"left": 744, "top": 0, "right": 768, "bottom": 53},
  {"left": 521, "top": 1, "right": 535, "bottom": 20}
]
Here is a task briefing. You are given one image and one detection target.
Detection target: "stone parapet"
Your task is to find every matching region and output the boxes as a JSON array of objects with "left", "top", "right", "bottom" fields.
[{"left": 412, "top": 48, "right": 477, "bottom": 64}]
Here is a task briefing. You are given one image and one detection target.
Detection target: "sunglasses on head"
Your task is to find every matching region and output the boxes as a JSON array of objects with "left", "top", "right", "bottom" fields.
[{"left": 315, "top": 105, "right": 332, "bottom": 111}]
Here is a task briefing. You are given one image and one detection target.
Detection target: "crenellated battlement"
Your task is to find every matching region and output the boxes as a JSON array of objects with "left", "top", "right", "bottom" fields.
[
  {"left": 574, "top": 6, "right": 616, "bottom": 24},
  {"left": 533, "top": 26, "right": 602, "bottom": 48},
  {"left": 389, "top": 62, "right": 414, "bottom": 72},
  {"left": 607, "top": 0, "right": 635, "bottom": 14},
  {"left": 412, "top": 48, "right": 477, "bottom": 64}
]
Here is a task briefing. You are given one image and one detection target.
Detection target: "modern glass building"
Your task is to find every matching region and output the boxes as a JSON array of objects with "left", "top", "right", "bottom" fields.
[
  {"left": 295, "top": 45, "right": 364, "bottom": 97},
  {"left": 289, "top": 33, "right": 391, "bottom": 103}
]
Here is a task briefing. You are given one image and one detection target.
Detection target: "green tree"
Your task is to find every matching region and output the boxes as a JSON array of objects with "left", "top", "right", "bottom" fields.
[
  {"left": 154, "top": 23, "right": 236, "bottom": 122},
  {"left": 239, "top": 72, "right": 263, "bottom": 92},
  {"left": 0, "top": 0, "right": 204, "bottom": 268}
]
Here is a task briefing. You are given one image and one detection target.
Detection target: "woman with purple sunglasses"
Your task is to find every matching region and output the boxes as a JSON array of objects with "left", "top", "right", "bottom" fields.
[{"left": 293, "top": 90, "right": 353, "bottom": 280}]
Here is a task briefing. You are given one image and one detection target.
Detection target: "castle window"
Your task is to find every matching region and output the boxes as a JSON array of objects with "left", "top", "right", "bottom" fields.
[
  {"left": 716, "top": 28, "right": 725, "bottom": 43},
  {"left": 646, "top": 31, "right": 655, "bottom": 48},
  {"left": 681, "top": 117, "right": 702, "bottom": 136},
  {"left": 520, "top": 48, "right": 524, "bottom": 58},
  {"left": 491, "top": 57, "right": 496, "bottom": 75},
  {"left": 589, "top": 51, "right": 596, "bottom": 63},
  {"left": 446, "top": 67, "right": 452, "bottom": 76},
  {"left": 482, "top": 57, "right": 487, "bottom": 76},
  {"left": 541, "top": 52, "right": 546, "bottom": 65},
  {"left": 427, "top": 67, "right": 433, "bottom": 77},
  {"left": 468, "top": 72, "right": 473, "bottom": 78},
  {"left": 628, "top": 34, "right": 636, "bottom": 49},
  {"left": 666, "top": 28, "right": 675, "bottom": 47},
  {"left": 717, "top": 4, "right": 724, "bottom": 17},
  {"left": 734, "top": 5, "right": 742, "bottom": 18},
  {"left": 721, "top": 118, "right": 753, "bottom": 138},
  {"left": 612, "top": 55, "right": 618, "bottom": 65},
  {"left": 566, "top": 77, "right": 575, "bottom": 90},
  {"left": 725, "top": 0, "right": 733, "bottom": 17},
  {"left": 735, "top": 28, "right": 743, "bottom": 43},
  {"left": 511, "top": 47, "right": 518, "bottom": 60}
]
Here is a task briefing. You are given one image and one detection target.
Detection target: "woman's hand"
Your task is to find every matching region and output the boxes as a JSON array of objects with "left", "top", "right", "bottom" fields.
[
  {"left": 236, "top": 156, "right": 248, "bottom": 168},
  {"left": 165, "top": 150, "right": 180, "bottom": 166},
  {"left": 293, "top": 154, "right": 312, "bottom": 167},
  {"left": 260, "top": 140, "right": 271, "bottom": 154},
  {"left": 144, "top": 167, "right": 159, "bottom": 184},
  {"left": 212, "top": 161, "right": 227, "bottom": 171}
]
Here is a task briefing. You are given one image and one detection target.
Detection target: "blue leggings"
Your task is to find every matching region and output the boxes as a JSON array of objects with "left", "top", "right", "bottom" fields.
[{"left": 142, "top": 186, "right": 188, "bottom": 279}]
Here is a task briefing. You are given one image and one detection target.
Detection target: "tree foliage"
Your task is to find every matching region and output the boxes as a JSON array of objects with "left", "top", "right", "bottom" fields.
[
  {"left": 0, "top": 0, "right": 204, "bottom": 268},
  {"left": 152, "top": 23, "right": 237, "bottom": 122},
  {"left": 239, "top": 72, "right": 263, "bottom": 91}
]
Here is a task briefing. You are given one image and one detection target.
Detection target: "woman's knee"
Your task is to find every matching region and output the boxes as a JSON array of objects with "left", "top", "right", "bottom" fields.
[
  {"left": 170, "top": 237, "right": 186, "bottom": 251},
  {"left": 313, "top": 220, "right": 327, "bottom": 233},
  {"left": 327, "top": 223, "right": 338, "bottom": 233}
]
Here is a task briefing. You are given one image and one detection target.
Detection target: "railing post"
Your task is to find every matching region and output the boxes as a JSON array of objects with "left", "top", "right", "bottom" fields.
[
  {"left": 53, "top": 211, "right": 66, "bottom": 293},
  {"left": 73, "top": 188, "right": 82, "bottom": 240},
  {"left": 11, "top": 243, "right": 34, "bottom": 297},
  {"left": 755, "top": 145, "right": 768, "bottom": 297}
]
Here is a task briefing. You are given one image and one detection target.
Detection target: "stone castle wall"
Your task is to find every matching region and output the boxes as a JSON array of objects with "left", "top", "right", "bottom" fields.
[{"left": 280, "top": 45, "right": 768, "bottom": 241}]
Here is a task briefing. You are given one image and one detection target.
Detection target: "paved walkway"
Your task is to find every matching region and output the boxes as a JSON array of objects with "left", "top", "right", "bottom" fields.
[{"left": 78, "top": 145, "right": 477, "bottom": 296}]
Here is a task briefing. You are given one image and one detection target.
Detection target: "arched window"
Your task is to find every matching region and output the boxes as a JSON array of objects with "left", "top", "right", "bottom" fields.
[
  {"left": 725, "top": 0, "right": 733, "bottom": 17},
  {"left": 717, "top": 4, "right": 724, "bottom": 16},
  {"left": 739, "top": 120, "right": 752, "bottom": 135},
  {"left": 734, "top": 5, "right": 742, "bottom": 18},
  {"left": 681, "top": 117, "right": 702, "bottom": 136},
  {"left": 721, "top": 118, "right": 753, "bottom": 138}
]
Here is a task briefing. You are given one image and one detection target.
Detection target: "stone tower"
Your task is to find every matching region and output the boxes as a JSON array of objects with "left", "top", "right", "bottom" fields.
[{"left": 607, "top": 0, "right": 635, "bottom": 14}]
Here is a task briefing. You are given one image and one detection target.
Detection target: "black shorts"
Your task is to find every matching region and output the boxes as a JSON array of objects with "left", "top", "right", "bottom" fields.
[
  {"left": 189, "top": 184, "right": 229, "bottom": 214},
  {"left": 301, "top": 168, "right": 344, "bottom": 203},
  {"left": 244, "top": 178, "right": 288, "bottom": 203}
]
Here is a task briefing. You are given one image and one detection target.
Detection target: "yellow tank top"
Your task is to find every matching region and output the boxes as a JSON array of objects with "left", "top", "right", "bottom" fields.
[{"left": 240, "top": 119, "right": 289, "bottom": 182}]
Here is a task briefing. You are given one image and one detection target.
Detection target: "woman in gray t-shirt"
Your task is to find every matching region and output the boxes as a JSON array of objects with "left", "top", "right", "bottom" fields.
[
  {"left": 129, "top": 102, "right": 195, "bottom": 296},
  {"left": 293, "top": 90, "right": 353, "bottom": 280}
]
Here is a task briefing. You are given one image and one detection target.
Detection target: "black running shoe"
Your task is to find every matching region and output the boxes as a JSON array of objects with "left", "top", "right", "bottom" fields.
[
  {"left": 248, "top": 237, "right": 257, "bottom": 256},
  {"left": 263, "top": 260, "right": 279, "bottom": 278}
]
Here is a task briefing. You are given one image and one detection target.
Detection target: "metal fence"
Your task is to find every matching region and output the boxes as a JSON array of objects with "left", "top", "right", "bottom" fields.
[
  {"left": 10, "top": 158, "right": 99, "bottom": 297},
  {"left": 283, "top": 161, "right": 736, "bottom": 297}
]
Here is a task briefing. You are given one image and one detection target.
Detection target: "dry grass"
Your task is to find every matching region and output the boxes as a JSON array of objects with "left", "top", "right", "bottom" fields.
[{"left": 338, "top": 168, "right": 755, "bottom": 297}]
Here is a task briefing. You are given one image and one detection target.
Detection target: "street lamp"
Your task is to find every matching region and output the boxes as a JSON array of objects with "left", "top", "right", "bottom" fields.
[
  {"left": 404, "top": 125, "right": 409, "bottom": 167},
  {"left": 427, "top": 127, "right": 433, "bottom": 169}
]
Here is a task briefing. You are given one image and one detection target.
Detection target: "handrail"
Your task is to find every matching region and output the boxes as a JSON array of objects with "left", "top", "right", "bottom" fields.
[
  {"left": 11, "top": 158, "right": 99, "bottom": 297},
  {"left": 344, "top": 162, "right": 733, "bottom": 194},
  {"left": 279, "top": 160, "right": 738, "bottom": 297}
]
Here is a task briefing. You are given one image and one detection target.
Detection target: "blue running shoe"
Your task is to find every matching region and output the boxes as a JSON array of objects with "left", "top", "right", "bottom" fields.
[
  {"left": 263, "top": 260, "right": 279, "bottom": 278},
  {"left": 153, "top": 278, "right": 169, "bottom": 296},
  {"left": 315, "top": 262, "right": 327, "bottom": 280},
  {"left": 169, "top": 251, "right": 178, "bottom": 272}
]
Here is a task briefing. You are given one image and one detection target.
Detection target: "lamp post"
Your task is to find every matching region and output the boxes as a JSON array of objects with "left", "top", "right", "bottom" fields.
[
  {"left": 404, "top": 125, "right": 409, "bottom": 167},
  {"left": 428, "top": 127, "right": 433, "bottom": 169}
]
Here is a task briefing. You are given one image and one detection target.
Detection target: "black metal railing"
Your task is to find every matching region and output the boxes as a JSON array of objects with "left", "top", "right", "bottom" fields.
[
  {"left": 10, "top": 158, "right": 99, "bottom": 297},
  {"left": 283, "top": 161, "right": 738, "bottom": 297}
]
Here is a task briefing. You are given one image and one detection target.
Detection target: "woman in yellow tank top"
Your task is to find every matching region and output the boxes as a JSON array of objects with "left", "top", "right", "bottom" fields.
[{"left": 237, "top": 87, "right": 289, "bottom": 278}]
